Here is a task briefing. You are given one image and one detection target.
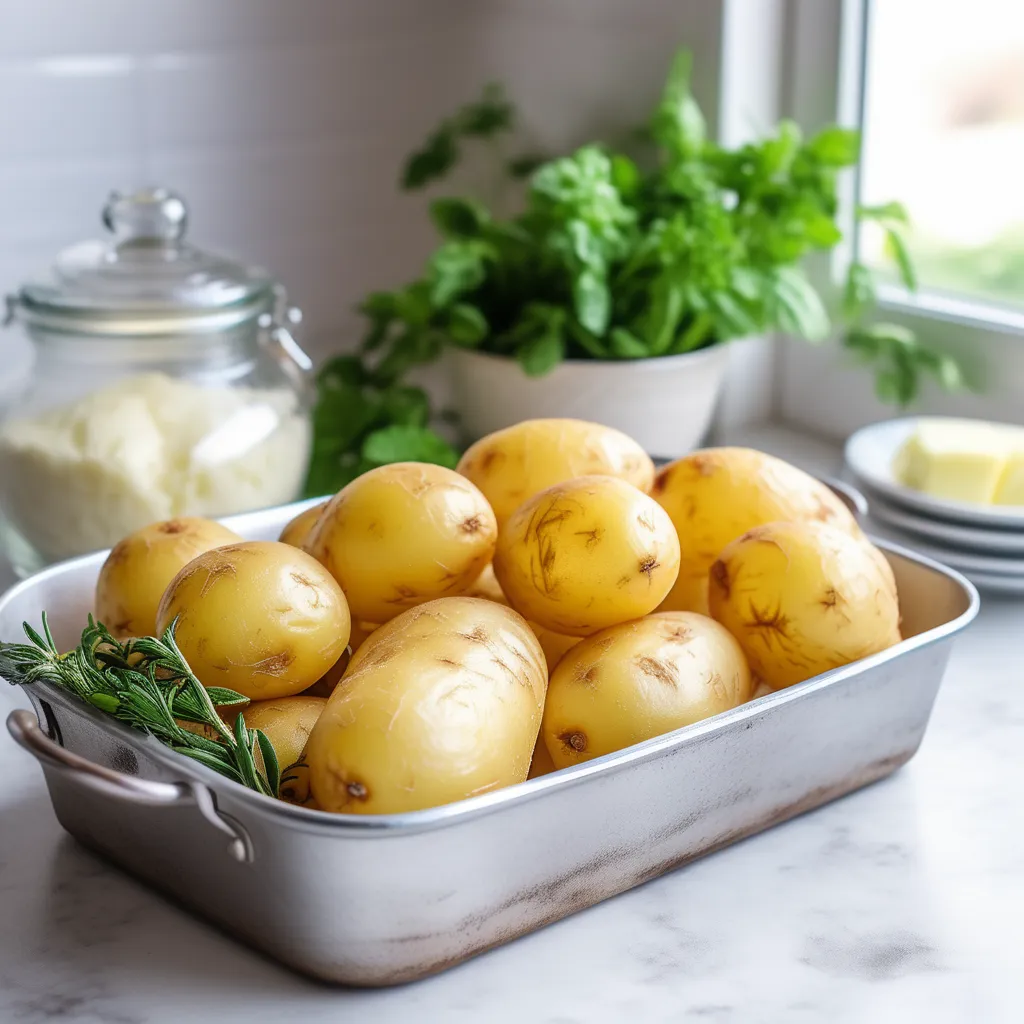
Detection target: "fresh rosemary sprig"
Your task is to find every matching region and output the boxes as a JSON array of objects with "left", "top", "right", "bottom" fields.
[{"left": 0, "top": 614, "right": 280, "bottom": 798}]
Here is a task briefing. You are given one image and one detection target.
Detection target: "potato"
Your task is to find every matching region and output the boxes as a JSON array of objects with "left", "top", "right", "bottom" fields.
[
  {"left": 542, "top": 612, "right": 752, "bottom": 769},
  {"left": 457, "top": 418, "right": 655, "bottom": 526},
  {"left": 94, "top": 517, "right": 241, "bottom": 639},
  {"left": 527, "top": 733, "right": 557, "bottom": 778},
  {"left": 530, "top": 623, "right": 580, "bottom": 673},
  {"left": 708, "top": 521, "right": 901, "bottom": 691},
  {"left": 156, "top": 541, "right": 351, "bottom": 700},
  {"left": 242, "top": 696, "right": 326, "bottom": 805},
  {"left": 307, "top": 462, "right": 498, "bottom": 623},
  {"left": 463, "top": 563, "right": 509, "bottom": 605},
  {"left": 300, "top": 620, "right": 379, "bottom": 698},
  {"left": 652, "top": 448, "right": 862, "bottom": 615},
  {"left": 300, "top": 654, "right": 348, "bottom": 700},
  {"left": 278, "top": 501, "right": 327, "bottom": 549},
  {"left": 307, "top": 597, "right": 547, "bottom": 814},
  {"left": 493, "top": 475, "right": 680, "bottom": 636}
]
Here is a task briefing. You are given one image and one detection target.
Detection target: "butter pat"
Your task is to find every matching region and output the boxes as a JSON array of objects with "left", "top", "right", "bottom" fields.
[
  {"left": 893, "top": 418, "right": 1013, "bottom": 504},
  {"left": 995, "top": 450, "right": 1024, "bottom": 506}
]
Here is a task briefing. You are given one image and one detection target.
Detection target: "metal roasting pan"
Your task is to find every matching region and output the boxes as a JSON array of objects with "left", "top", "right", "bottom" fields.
[{"left": 0, "top": 488, "right": 979, "bottom": 986}]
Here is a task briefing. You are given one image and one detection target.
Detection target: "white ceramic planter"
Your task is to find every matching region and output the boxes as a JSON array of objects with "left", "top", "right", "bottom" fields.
[{"left": 447, "top": 345, "right": 731, "bottom": 456}]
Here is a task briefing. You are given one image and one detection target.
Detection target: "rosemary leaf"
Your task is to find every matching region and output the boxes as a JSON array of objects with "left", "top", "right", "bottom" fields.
[{"left": 0, "top": 618, "right": 279, "bottom": 799}]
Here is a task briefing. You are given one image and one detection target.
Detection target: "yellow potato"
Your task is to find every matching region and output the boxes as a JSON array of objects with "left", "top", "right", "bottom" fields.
[
  {"left": 652, "top": 447, "right": 861, "bottom": 615},
  {"left": 493, "top": 475, "right": 681, "bottom": 636},
  {"left": 542, "top": 612, "right": 752, "bottom": 769},
  {"left": 278, "top": 501, "right": 327, "bottom": 549},
  {"left": 530, "top": 622, "right": 580, "bottom": 673},
  {"left": 94, "top": 517, "right": 241, "bottom": 638},
  {"left": 307, "top": 462, "right": 498, "bottom": 623},
  {"left": 307, "top": 597, "right": 547, "bottom": 814},
  {"left": 242, "top": 696, "right": 326, "bottom": 805},
  {"left": 527, "top": 733, "right": 557, "bottom": 778},
  {"left": 156, "top": 541, "right": 351, "bottom": 700},
  {"left": 463, "top": 563, "right": 509, "bottom": 605},
  {"left": 708, "top": 521, "right": 902, "bottom": 691},
  {"left": 300, "top": 620, "right": 379, "bottom": 698},
  {"left": 457, "top": 418, "right": 655, "bottom": 526}
]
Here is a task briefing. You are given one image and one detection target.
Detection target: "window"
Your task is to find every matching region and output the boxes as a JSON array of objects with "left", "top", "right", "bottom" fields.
[
  {"left": 777, "top": 0, "right": 1024, "bottom": 437},
  {"left": 859, "top": 0, "right": 1024, "bottom": 312}
]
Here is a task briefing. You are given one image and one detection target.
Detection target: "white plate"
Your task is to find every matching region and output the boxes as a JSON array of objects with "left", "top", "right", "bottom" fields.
[
  {"left": 844, "top": 418, "right": 1024, "bottom": 529},
  {"left": 866, "top": 491, "right": 1024, "bottom": 556},
  {"left": 865, "top": 519, "right": 1024, "bottom": 576}
]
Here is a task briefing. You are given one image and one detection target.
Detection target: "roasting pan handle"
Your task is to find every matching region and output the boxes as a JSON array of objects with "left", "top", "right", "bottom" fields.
[{"left": 7, "top": 709, "right": 253, "bottom": 863}]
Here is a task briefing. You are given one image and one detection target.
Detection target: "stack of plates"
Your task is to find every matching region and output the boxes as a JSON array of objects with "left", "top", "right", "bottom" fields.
[{"left": 844, "top": 418, "right": 1024, "bottom": 596}]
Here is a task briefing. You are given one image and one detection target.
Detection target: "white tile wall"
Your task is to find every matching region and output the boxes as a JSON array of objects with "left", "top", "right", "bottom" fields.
[{"left": 0, "top": 0, "right": 725, "bottom": 387}]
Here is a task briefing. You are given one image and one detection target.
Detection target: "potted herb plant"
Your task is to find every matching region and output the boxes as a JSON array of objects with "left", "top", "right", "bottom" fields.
[{"left": 305, "top": 52, "right": 964, "bottom": 492}]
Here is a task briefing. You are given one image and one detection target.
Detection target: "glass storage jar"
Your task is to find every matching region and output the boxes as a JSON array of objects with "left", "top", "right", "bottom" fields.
[{"left": 0, "top": 187, "right": 314, "bottom": 578}]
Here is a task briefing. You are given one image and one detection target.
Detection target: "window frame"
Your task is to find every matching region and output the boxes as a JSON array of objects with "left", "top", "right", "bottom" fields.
[{"left": 776, "top": 0, "right": 1024, "bottom": 438}]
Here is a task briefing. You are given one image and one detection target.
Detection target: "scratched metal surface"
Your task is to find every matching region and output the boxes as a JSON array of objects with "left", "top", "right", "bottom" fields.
[{"left": 0, "top": 498, "right": 979, "bottom": 986}]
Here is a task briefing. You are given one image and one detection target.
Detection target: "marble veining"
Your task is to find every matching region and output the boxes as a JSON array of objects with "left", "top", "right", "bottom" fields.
[{"left": 0, "top": 429, "right": 1022, "bottom": 1023}]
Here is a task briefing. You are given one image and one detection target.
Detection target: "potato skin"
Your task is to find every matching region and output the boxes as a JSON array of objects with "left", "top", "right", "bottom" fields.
[
  {"left": 457, "top": 418, "right": 655, "bottom": 526},
  {"left": 278, "top": 501, "right": 327, "bottom": 549},
  {"left": 307, "top": 462, "right": 498, "bottom": 623},
  {"left": 542, "top": 612, "right": 752, "bottom": 769},
  {"left": 708, "top": 521, "right": 901, "bottom": 691},
  {"left": 529, "top": 623, "right": 580, "bottom": 674},
  {"left": 493, "top": 475, "right": 681, "bottom": 637},
  {"left": 527, "top": 733, "right": 557, "bottom": 778},
  {"left": 156, "top": 541, "right": 351, "bottom": 700},
  {"left": 300, "top": 620, "right": 379, "bottom": 698},
  {"left": 463, "top": 563, "right": 509, "bottom": 605},
  {"left": 307, "top": 597, "right": 547, "bottom": 815},
  {"left": 94, "top": 517, "right": 241, "bottom": 639},
  {"left": 652, "top": 448, "right": 861, "bottom": 615},
  {"left": 242, "top": 696, "right": 327, "bottom": 805}
]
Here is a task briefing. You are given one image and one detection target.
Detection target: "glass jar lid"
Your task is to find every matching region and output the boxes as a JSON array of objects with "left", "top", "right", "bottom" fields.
[{"left": 7, "top": 188, "right": 277, "bottom": 335}]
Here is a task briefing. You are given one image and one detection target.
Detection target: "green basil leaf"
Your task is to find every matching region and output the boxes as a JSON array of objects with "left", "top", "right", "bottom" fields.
[
  {"left": 609, "top": 328, "right": 649, "bottom": 358},
  {"left": 857, "top": 201, "right": 910, "bottom": 225},
  {"left": 804, "top": 213, "right": 843, "bottom": 248},
  {"left": 610, "top": 154, "right": 641, "bottom": 198},
  {"left": 393, "top": 283, "right": 434, "bottom": 327},
  {"left": 317, "top": 355, "right": 367, "bottom": 389},
  {"left": 643, "top": 277, "right": 686, "bottom": 355},
  {"left": 759, "top": 119, "right": 803, "bottom": 177},
  {"left": 361, "top": 425, "right": 459, "bottom": 468},
  {"left": 769, "top": 267, "right": 831, "bottom": 341},
  {"left": 379, "top": 385, "right": 430, "bottom": 428},
  {"left": 806, "top": 125, "right": 861, "bottom": 166},
  {"left": 402, "top": 126, "right": 459, "bottom": 190},
  {"left": 673, "top": 312, "right": 715, "bottom": 353},
  {"left": 573, "top": 269, "right": 611, "bottom": 335},
  {"left": 458, "top": 83, "right": 514, "bottom": 137},
  {"left": 651, "top": 49, "right": 706, "bottom": 158},
  {"left": 429, "top": 241, "right": 489, "bottom": 307},
  {"left": 516, "top": 327, "right": 566, "bottom": 377},
  {"left": 507, "top": 154, "right": 547, "bottom": 179},
  {"left": 884, "top": 228, "right": 918, "bottom": 292},
  {"left": 430, "top": 198, "right": 491, "bottom": 239},
  {"left": 709, "top": 289, "right": 760, "bottom": 337},
  {"left": 446, "top": 303, "right": 488, "bottom": 346},
  {"left": 843, "top": 262, "right": 876, "bottom": 320},
  {"left": 568, "top": 321, "right": 610, "bottom": 359}
]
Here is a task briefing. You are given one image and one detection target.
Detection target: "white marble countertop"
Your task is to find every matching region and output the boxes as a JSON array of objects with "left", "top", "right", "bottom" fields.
[{"left": 1, "top": 425, "right": 1022, "bottom": 1023}]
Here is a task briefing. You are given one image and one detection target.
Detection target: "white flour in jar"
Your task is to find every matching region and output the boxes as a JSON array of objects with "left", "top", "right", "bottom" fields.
[{"left": 0, "top": 373, "right": 311, "bottom": 563}]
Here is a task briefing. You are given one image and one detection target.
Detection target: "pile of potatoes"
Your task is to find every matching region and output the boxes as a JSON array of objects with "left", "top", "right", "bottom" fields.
[{"left": 93, "top": 418, "right": 902, "bottom": 816}]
